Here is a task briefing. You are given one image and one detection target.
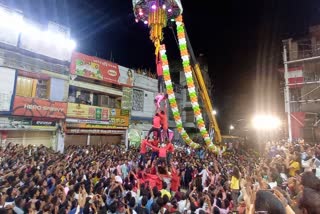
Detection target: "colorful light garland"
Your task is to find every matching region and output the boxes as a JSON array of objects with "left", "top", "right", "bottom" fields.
[
  {"left": 160, "top": 45, "right": 200, "bottom": 149},
  {"left": 175, "top": 15, "right": 217, "bottom": 152},
  {"left": 148, "top": 5, "right": 167, "bottom": 57}
]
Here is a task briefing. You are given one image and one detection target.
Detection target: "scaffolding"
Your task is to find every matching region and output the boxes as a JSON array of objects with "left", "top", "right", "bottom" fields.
[{"left": 283, "top": 37, "right": 320, "bottom": 142}]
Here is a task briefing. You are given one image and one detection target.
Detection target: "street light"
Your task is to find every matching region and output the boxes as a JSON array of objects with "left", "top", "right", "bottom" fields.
[
  {"left": 251, "top": 115, "right": 281, "bottom": 130},
  {"left": 0, "top": 6, "right": 77, "bottom": 51},
  {"left": 229, "top": 125, "right": 234, "bottom": 134},
  {"left": 212, "top": 110, "right": 217, "bottom": 115}
]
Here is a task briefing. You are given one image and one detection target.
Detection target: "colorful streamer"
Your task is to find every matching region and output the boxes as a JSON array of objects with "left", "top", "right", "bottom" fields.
[
  {"left": 175, "top": 16, "right": 217, "bottom": 152},
  {"left": 160, "top": 45, "right": 200, "bottom": 149}
]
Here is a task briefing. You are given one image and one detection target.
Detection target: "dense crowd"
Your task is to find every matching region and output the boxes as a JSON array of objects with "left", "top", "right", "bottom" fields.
[{"left": 0, "top": 139, "right": 319, "bottom": 214}]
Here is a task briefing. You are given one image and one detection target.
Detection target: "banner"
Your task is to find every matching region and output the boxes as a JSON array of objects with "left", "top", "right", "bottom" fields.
[
  {"left": 70, "top": 52, "right": 120, "bottom": 84},
  {"left": 12, "top": 96, "right": 67, "bottom": 119},
  {"left": 0, "top": 118, "right": 31, "bottom": 129},
  {"left": 67, "top": 129, "right": 125, "bottom": 134},
  {"left": 0, "top": 117, "right": 56, "bottom": 130},
  {"left": 67, "top": 104, "right": 129, "bottom": 126},
  {"left": 32, "top": 119, "right": 56, "bottom": 127},
  {"left": 279, "top": 67, "right": 304, "bottom": 88},
  {"left": 70, "top": 52, "right": 134, "bottom": 87},
  {"left": 288, "top": 67, "right": 304, "bottom": 88},
  {"left": 66, "top": 123, "right": 125, "bottom": 129},
  {"left": 67, "top": 103, "right": 109, "bottom": 120},
  {"left": 118, "top": 65, "right": 134, "bottom": 87},
  {"left": 110, "top": 108, "right": 129, "bottom": 126},
  {"left": 0, "top": 67, "right": 16, "bottom": 113},
  {"left": 31, "top": 118, "right": 56, "bottom": 130},
  {"left": 66, "top": 118, "right": 109, "bottom": 124}
]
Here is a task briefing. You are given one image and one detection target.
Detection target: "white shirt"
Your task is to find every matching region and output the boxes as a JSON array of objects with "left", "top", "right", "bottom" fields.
[
  {"left": 301, "top": 157, "right": 317, "bottom": 172},
  {"left": 199, "top": 169, "right": 209, "bottom": 187},
  {"left": 178, "top": 199, "right": 190, "bottom": 213}
]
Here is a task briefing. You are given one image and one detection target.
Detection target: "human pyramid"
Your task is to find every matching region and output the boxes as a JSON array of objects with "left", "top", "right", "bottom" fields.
[{"left": 139, "top": 56, "right": 174, "bottom": 167}]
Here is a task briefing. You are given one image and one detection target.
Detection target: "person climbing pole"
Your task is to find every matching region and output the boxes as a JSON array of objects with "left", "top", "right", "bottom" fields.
[
  {"left": 156, "top": 52, "right": 164, "bottom": 93},
  {"left": 159, "top": 110, "right": 169, "bottom": 141},
  {"left": 154, "top": 93, "right": 168, "bottom": 111},
  {"left": 147, "top": 113, "right": 162, "bottom": 140}
]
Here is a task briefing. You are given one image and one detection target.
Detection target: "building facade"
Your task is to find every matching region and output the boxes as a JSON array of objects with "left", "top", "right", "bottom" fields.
[
  {"left": 282, "top": 25, "right": 320, "bottom": 142},
  {"left": 130, "top": 73, "right": 157, "bottom": 137},
  {"left": 0, "top": 6, "right": 134, "bottom": 150},
  {"left": 64, "top": 52, "right": 133, "bottom": 147},
  {"left": 0, "top": 7, "right": 73, "bottom": 151}
]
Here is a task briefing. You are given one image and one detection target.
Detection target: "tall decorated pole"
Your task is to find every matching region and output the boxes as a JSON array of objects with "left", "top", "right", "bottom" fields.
[
  {"left": 133, "top": 0, "right": 218, "bottom": 152},
  {"left": 175, "top": 16, "right": 217, "bottom": 152},
  {"left": 160, "top": 44, "right": 200, "bottom": 149}
]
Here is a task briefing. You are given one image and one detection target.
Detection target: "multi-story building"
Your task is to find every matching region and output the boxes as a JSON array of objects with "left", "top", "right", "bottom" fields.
[
  {"left": 0, "top": 6, "right": 74, "bottom": 151},
  {"left": 130, "top": 73, "right": 157, "bottom": 137},
  {"left": 64, "top": 52, "right": 133, "bottom": 147},
  {"left": 281, "top": 25, "right": 320, "bottom": 142},
  {"left": 0, "top": 6, "right": 133, "bottom": 150}
]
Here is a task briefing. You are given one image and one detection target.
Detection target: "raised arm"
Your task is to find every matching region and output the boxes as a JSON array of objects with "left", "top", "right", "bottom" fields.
[{"left": 147, "top": 143, "right": 159, "bottom": 151}]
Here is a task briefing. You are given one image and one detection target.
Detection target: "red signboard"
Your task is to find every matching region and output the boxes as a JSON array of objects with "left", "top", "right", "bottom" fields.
[
  {"left": 70, "top": 52, "right": 120, "bottom": 84},
  {"left": 12, "top": 96, "right": 67, "bottom": 119}
]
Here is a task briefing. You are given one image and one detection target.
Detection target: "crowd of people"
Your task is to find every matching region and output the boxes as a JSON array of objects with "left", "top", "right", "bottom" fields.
[{"left": 0, "top": 138, "right": 319, "bottom": 214}]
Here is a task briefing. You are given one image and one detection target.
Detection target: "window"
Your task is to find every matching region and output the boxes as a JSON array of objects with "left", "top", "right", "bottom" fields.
[
  {"left": 76, "top": 91, "right": 91, "bottom": 105},
  {"left": 92, "top": 93, "right": 98, "bottom": 106},
  {"left": 16, "top": 76, "right": 37, "bottom": 98},
  {"left": 16, "top": 76, "right": 49, "bottom": 99},
  {"left": 298, "top": 40, "right": 312, "bottom": 59},
  {"left": 68, "top": 87, "right": 77, "bottom": 103},
  {"left": 36, "top": 80, "right": 48, "bottom": 99},
  {"left": 16, "top": 76, "right": 33, "bottom": 97},
  {"left": 105, "top": 96, "right": 121, "bottom": 108},
  {"left": 185, "top": 110, "right": 195, "bottom": 123},
  {"left": 132, "top": 89, "right": 144, "bottom": 111},
  {"left": 108, "top": 96, "right": 115, "bottom": 108}
]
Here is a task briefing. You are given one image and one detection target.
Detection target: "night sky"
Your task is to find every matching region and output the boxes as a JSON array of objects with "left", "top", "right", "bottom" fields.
[{"left": 1, "top": 0, "right": 320, "bottom": 131}]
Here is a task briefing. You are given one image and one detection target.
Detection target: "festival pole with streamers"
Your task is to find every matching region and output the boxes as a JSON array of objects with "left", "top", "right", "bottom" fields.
[
  {"left": 175, "top": 15, "right": 217, "bottom": 152},
  {"left": 160, "top": 44, "right": 201, "bottom": 149}
]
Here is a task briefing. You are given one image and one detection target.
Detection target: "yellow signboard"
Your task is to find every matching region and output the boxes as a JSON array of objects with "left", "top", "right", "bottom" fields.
[
  {"left": 67, "top": 103, "right": 109, "bottom": 120},
  {"left": 111, "top": 108, "right": 129, "bottom": 126},
  {"left": 66, "top": 123, "right": 126, "bottom": 129},
  {"left": 66, "top": 103, "right": 129, "bottom": 127}
]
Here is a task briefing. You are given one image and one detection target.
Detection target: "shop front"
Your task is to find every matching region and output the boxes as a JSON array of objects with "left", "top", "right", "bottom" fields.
[
  {"left": 0, "top": 96, "right": 68, "bottom": 148},
  {"left": 0, "top": 117, "right": 57, "bottom": 147},
  {"left": 65, "top": 103, "right": 129, "bottom": 146}
]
